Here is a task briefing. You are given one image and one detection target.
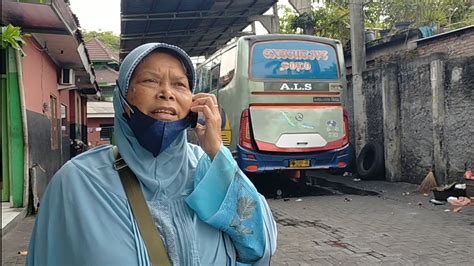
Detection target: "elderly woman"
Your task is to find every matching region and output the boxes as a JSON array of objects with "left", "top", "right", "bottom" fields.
[{"left": 27, "top": 43, "right": 277, "bottom": 265}]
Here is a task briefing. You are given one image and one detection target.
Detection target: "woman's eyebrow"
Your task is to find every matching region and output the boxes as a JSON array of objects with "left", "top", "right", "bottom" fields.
[
  {"left": 137, "top": 70, "right": 161, "bottom": 77},
  {"left": 172, "top": 76, "right": 188, "bottom": 82}
]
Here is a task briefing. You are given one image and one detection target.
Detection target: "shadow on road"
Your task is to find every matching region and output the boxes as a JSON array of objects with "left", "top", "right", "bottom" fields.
[{"left": 248, "top": 171, "right": 379, "bottom": 199}]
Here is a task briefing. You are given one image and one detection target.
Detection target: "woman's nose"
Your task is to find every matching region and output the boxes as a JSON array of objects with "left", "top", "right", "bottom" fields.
[{"left": 156, "top": 83, "right": 175, "bottom": 100}]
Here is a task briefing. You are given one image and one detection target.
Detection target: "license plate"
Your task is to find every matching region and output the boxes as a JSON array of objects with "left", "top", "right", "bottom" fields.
[{"left": 289, "top": 159, "right": 310, "bottom": 168}]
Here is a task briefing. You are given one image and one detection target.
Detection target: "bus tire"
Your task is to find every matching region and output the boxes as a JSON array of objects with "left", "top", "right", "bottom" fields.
[{"left": 356, "top": 142, "right": 385, "bottom": 180}]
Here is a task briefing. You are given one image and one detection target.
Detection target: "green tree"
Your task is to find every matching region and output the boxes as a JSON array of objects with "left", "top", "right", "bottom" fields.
[
  {"left": 279, "top": 5, "right": 299, "bottom": 34},
  {"left": 380, "top": 0, "right": 473, "bottom": 28},
  {"left": 279, "top": 0, "right": 474, "bottom": 44},
  {"left": 1, "top": 25, "right": 27, "bottom": 55},
  {"left": 82, "top": 30, "right": 120, "bottom": 53}
]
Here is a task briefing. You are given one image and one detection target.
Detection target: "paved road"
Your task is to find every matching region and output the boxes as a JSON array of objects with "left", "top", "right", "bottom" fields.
[
  {"left": 270, "top": 194, "right": 473, "bottom": 265},
  {"left": 266, "top": 174, "right": 473, "bottom": 265},
  {"left": 2, "top": 177, "right": 474, "bottom": 265}
]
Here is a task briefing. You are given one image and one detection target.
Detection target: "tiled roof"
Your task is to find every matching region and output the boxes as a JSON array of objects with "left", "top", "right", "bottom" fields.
[
  {"left": 95, "top": 66, "right": 118, "bottom": 85},
  {"left": 87, "top": 101, "right": 114, "bottom": 118},
  {"left": 85, "top": 37, "right": 119, "bottom": 63}
]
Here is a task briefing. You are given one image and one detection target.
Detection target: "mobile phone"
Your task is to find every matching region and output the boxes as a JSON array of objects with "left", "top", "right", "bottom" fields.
[
  {"left": 189, "top": 112, "right": 206, "bottom": 128},
  {"left": 189, "top": 108, "right": 226, "bottom": 129}
]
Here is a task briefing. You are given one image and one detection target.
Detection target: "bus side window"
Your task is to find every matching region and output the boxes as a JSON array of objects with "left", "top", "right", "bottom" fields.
[
  {"left": 196, "top": 68, "right": 203, "bottom": 93},
  {"left": 219, "top": 46, "right": 236, "bottom": 88},
  {"left": 200, "top": 62, "right": 211, "bottom": 93},
  {"left": 210, "top": 62, "right": 221, "bottom": 91},
  {"left": 209, "top": 55, "right": 222, "bottom": 91}
]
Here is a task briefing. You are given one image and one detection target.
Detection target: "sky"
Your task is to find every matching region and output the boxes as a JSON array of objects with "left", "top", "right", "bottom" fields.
[
  {"left": 69, "top": 0, "right": 293, "bottom": 35},
  {"left": 69, "top": 0, "right": 121, "bottom": 34}
]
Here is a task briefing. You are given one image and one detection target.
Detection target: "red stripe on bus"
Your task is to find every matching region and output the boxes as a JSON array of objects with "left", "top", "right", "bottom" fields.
[
  {"left": 255, "top": 138, "right": 348, "bottom": 153},
  {"left": 250, "top": 103, "right": 342, "bottom": 108},
  {"left": 251, "top": 91, "right": 340, "bottom": 96}
]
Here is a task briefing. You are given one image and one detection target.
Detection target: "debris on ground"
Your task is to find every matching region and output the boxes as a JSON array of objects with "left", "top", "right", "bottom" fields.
[
  {"left": 295, "top": 198, "right": 302, "bottom": 202},
  {"left": 444, "top": 209, "right": 451, "bottom": 212},
  {"left": 432, "top": 183, "right": 467, "bottom": 201},
  {"left": 429, "top": 199, "right": 446, "bottom": 205},
  {"left": 343, "top": 172, "right": 352, "bottom": 177},
  {"left": 402, "top": 192, "right": 410, "bottom": 196},
  {"left": 352, "top": 178, "right": 361, "bottom": 182},
  {"left": 423, "top": 193, "right": 429, "bottom": 196},
  {"left": 447, "top": 196, "right": 471, "bottom": 206},
  {"left": 464, "top": 167, "right": 473, "bottom": 180},
  {"left": 18, "top": 251, "right": 28, "bottom": 256},
  {"left": 344, "top": 197, "right": 352, "bottom": 202},
  {"left": 419, "top": 168, "right": 437, "bottom": 194},
  {"left": 276, "top": 189, "right": 283, "bottom": 199},
  {"left": 283, "top": 198, "right": 290, "bottom": 202}
]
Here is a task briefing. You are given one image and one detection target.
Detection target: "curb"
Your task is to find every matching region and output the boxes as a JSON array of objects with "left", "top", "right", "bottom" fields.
[{"left": 1, "top": 208, "right": 27, "bottom": 238}]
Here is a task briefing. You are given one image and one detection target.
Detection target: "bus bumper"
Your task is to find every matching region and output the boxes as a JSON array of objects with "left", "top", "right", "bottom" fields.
[{"left": 236, "top": 144, "right": 353, "bottom": 173}]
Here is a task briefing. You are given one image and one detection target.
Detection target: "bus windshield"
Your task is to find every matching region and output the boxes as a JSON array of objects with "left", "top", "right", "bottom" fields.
[{"left": 250, "top": 40, "right": 339, "bottom": 81}]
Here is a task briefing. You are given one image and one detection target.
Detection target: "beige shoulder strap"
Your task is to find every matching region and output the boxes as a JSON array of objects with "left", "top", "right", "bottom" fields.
[{"left": 113, "top": 146, "right": 171, "bottom": 266}]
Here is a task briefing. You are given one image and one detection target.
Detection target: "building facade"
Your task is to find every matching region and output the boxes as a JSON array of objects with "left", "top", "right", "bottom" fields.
[
  {"left": 85, "top": 38, "right": 118, "bottom": 147},
  {"left": 1, "top": 0, "right": 98, "bottom": 209}
]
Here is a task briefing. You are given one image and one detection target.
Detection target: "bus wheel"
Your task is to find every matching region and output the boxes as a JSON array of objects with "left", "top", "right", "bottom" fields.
[{"left": 356, "top": 142, "right": 385, "bottom": 180}]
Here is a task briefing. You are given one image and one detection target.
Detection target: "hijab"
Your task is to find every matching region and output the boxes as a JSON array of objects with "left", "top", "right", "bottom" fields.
[{"left": 112, "top": 43, "right": 197, "bottom": 200}]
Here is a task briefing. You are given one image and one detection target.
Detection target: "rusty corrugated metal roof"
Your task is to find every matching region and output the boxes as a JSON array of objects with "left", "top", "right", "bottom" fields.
[
  {"left": 85, "top": 37, "right": 120, "bottom": 62},
  {"left": 120, "top": 0, "right": 277, "bottom": 58},
  {"left": 95, "top": 66, "right": 119, "bottom": 85}
]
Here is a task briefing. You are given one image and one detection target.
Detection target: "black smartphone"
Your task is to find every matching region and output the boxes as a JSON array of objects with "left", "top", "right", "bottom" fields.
[
  {"left": 189, "top": 108, "right": 226, "bottom": 129},
  {"left": 189, "top": 111, "right": 198, "bottom": 128}
]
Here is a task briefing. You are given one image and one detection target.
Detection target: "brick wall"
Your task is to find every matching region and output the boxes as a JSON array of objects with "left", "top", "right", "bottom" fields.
[{"left": 416, "top": 28, "right": 474, "bottom": 58}]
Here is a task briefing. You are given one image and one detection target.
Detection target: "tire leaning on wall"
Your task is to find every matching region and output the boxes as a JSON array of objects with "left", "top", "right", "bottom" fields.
[{"left": 356, "top": 142, "right": 385, "bottom": 180}]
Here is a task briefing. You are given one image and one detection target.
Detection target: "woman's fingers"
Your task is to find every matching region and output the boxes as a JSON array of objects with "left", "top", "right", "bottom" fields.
[
  {"left": 193, "top": 93, "right": 217, "bottom": 105},
  {"left": 191, "top": 96, "right": 218, "bottom": 111},
  {"left": 190, "top": 104, "right": 214, "bottom": 120}
]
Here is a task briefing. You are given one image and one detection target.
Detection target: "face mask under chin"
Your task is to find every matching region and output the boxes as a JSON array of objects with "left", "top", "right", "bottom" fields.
[{"left": 124, "top": 104, "right": 197, "bottom": 157}]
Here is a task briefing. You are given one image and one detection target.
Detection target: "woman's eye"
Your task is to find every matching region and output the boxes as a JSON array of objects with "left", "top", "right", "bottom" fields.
[
  {"left": 144, "top": 78, "right": 158, "bottom": 83},
  {"left": 175, "top": 82, "right": 186, "bottom": 88}
]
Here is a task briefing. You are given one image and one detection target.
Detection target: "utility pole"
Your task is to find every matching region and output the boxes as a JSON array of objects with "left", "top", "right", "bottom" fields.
[{"left": 349, "top": 0, "right": 367, "bottom": 155}]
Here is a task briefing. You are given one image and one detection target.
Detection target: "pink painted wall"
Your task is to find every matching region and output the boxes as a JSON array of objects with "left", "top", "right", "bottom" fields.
[
  {"left": 22, "top": 37, "right": 59, "bottom": 116},
  {"left": 87, "top": 117, "right": 114, "bottom": 147}
]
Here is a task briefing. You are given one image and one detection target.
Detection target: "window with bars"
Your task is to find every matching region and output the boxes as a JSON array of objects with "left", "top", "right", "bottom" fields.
[{"left": 99, "top": 124, "right": 113, "bottom": 141}]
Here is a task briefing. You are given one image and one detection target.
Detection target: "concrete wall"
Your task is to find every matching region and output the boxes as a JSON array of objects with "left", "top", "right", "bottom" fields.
[
  {"left": 444, "top": 57, "right": 474, "bottom": 179},
  {"left": 362, "top": 69, "right": 384, "bottom": 146},
  {"left": 398, "top": 58, "right": 434, "bottom": 183},
  {"left": 348, "top": 53, "right": 473, "bottom": 184}
]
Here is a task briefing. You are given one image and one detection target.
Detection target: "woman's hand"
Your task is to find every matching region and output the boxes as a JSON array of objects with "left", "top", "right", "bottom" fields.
[{"left": 190, "top": 93, "right": 222, "bottom": 159}]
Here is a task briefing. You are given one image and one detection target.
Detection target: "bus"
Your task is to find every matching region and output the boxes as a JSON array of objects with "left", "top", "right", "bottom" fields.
[{"left": 194, "top": 34, "right": 352, "bottom": 178}]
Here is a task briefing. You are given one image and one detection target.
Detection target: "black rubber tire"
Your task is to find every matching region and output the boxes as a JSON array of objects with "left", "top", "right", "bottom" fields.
[{"left": 356, "top": 142, "right": 385, "bottom": 180}]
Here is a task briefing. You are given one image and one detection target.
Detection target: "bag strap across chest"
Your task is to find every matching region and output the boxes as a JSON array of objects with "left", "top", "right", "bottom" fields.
[{"left": 113, "top": 146, "right": 171, "bottom": 266}]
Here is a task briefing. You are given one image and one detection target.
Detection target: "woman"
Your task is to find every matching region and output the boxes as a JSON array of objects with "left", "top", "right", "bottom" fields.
[{"left": 27, "top": 43, "right": 277, "bottom": 265}]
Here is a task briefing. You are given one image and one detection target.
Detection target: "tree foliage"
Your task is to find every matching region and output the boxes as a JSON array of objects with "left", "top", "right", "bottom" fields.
[
  {"left": 1, "top": 25, "right": 26, "bottom": 54},
  {"left": 279, "top": 0, "right": 474, "bottom": 45},
  {"left": 380, "top": 0, "right": 473, "bottom": 28},
  {"left": 82, "top": 30, "right": 120, "bottom": 53}
]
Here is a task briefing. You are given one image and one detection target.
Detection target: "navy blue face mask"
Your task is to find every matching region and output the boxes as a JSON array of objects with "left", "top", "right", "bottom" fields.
[{"left": 122, "top": 98, "right": 197, "bottom": 157}]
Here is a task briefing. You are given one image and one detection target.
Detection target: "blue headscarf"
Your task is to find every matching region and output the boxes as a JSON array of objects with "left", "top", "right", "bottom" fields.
[{"left": 113, "top": 43, "right": 198, "bottom": 199}]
